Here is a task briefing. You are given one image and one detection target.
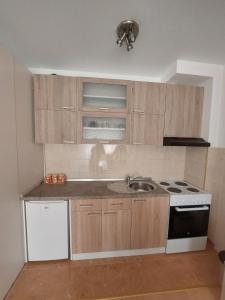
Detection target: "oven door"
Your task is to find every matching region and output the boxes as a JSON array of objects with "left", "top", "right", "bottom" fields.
[{"left": 168, "top": 205, "right": 210, "bottom": 239}]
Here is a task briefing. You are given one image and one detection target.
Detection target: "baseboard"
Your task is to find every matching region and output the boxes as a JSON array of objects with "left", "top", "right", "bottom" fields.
[{"left": 72, "top": 247, "right": 165, "bottom": 260}]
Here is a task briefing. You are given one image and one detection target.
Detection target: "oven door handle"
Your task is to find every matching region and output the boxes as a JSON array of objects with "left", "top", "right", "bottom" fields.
[{"left": 175, "top": 206, "right": 209, "bottom": 212}]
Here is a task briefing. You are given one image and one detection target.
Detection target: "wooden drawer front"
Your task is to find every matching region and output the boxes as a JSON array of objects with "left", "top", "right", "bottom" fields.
[
  {"left": 71, "top": 199, "right": 102, "bottom": 212},
  {"left": 102, "top": 198, "right": 131, "bottom": 210}
]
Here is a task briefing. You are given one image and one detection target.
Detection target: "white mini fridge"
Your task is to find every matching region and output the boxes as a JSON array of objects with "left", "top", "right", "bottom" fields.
[{"left": 25, "top": 200, "right": 69, "bottom": 261}]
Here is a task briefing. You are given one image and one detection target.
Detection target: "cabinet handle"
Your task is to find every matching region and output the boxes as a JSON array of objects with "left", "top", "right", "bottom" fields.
[
  {"left": 62, "top": 106, "right": 75, "bottom": 110},
  {"left": 98, "top": 107, "right": 110, "bottom": 110},
  {"left": 63, "top": 140, "right": 75, "bottom": 144},
  {"left": 134, "top": 110, "right": 144, "bottom": 114},
  {"left": 133, "top": 142, "right": 143, "bottom": 145},
  {"left": 80, "top": 204, "right": 94, "bottom": 208},
  {"left": 99, "top": 140, "right": 110, "bottom": 144},
  {"left": 87, "top": 212, "right": 101, "bottom": 215},
  {"left": 134, "top": 199, "right": 146, "bottom": 202},
  {"left": 111, "top": 203, "right": 123, "bottom": 206},
  {"left": 103, "top": 211, "right": 117, "bottom": 214}
]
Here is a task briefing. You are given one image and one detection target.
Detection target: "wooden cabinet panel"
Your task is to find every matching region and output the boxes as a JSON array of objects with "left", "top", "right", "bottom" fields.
[
  {"left": 72, "top": 210, "right": 102, "bottom": 253},
  {"left": 133, "top": 82, "right": 166, "bottom": 115},
  {"left": 102, "top": 198, "right": 131, "bottom": 210},
  {"left": 35, "top": 110, "right": 76, "bottom": 143},
  {"left": 131, "top": 197, "right": 169, "bottom": 249},
  {"left": 102, "top": 210, "right": 131, "bottom": 251},
  {"left": 164, "top": 85, "right": 203, "bottom": 137},
  {"left": 132, "top": 113, "right": 164, "bottom": 145},
  {"left": 34, "top": 75, "right": 77, "bottom": 110},
  {"left": 71, "top": 199, "right": 102, "bottom": 212}
]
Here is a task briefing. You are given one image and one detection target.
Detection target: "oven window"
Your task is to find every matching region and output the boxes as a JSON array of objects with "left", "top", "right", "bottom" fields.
[{"left": 168, "top": 206, "right": 210, "bottom": 239}]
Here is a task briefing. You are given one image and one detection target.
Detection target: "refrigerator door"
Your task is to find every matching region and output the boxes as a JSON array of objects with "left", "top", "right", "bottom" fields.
[{"left": 25, "top": 200, "right": 69, "bottom": 261}]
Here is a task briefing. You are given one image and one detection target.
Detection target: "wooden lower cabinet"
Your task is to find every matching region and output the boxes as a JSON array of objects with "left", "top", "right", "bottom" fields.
[
  {"left": 71, "top": 196, "right": 169, "bottom": 254},
  {"left": 131, "top": 197, "right": 169, "bottom": 249},
  {"left": 72, "top": 210, "right": 102, "bottom": 253},
  {"left": 102, "top": 210, "right": 131, "bottom": 251}
]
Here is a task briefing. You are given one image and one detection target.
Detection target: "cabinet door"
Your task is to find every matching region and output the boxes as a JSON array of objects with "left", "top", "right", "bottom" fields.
[
  {"left": 102, "top": 210, "right": 131, "bottom": 251},
  {"left": 78, "top": 112, "right": 130, "bottom": 144},
  {"left": 35, "top": 110, "right": 76, "bottom": 144},
  {"left": 78, "top": 77, "right": 132, "bottom": 112},
  {"left": 34, "top": 75, "right": 77, "bottom": 110},
  {"left": 132, "top": 113, "right": 164, "bottom": 145},
  {"left": 133, "top": 82, "right": 166, "bottom": 114},
  {"left": 164, "top": 85, "right": 203, "bottom": 137},
  {"left": 72, "top": 211, "right": 102, "bottom": 253},
  {"left": 131, "top": 197, "right": 169, "bottom": 249}
]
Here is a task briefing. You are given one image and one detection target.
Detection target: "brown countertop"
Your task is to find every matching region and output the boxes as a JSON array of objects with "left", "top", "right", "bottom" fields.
[{"left": 23, "top": 180, "right": 169, "bottom": 200}]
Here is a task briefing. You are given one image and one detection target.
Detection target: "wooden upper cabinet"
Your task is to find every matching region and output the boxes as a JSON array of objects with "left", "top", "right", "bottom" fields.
[
  {"left": 102, "top": 209, "right": 131, "bottom": 251},
  {"left": 72, "top": 210, "right": 102, "bottom": 253},
  {"left": 133, "top": 82, "right": 166, "bottom": 114},
  {"left": 131, "top": 197, "right": 169, "bottom": 249},
  {"left": 132, "top": 113, "right": 164, "bottom": 145},
  {"left": 35, "top": 110, "right": 76, "bottom": 144},
  {"left": 78, "top": 77, "right": 132, "bottom": 113},
  {"left": 34, "top": 75, "right": 77, "bottom": 110},
  {"left": 164, "top": 85, "right": 203, "bottom": 137}
]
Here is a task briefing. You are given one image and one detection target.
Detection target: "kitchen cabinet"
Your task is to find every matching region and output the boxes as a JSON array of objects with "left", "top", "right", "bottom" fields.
[
  {"left": 164, "top": 85, "right": 203, "bottom": 137},
  {"left": 132, "top": 113, "right": 164, "bottom": 145},
  {"left": 131, "top": 82, "right": 166, "bottom": 145},
  {"left": 133, "top": 82, "right": 166, "bottom": 114},
  {"left": 72, "top": 210, "right": 102, "bottom": 253},
  {"left": 102, "top": 209, "right": 131, "bottom": 251},
  {"left": 34, "top": 75, "right": 77, "bottom": 110},
  {"left": 35, "top": 110, "right": 77, "bottom": 144},
  {"left": 131, "top": 197, "right": 169, "bottom": 249},
  {"left": 78, "top": 112, "right": 130, "bottom": 144},
  {"left": 78, "top": 77, "right": 132, "bottom": 113}
]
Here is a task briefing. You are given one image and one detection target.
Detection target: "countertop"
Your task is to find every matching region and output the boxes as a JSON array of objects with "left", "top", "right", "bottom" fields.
[{"left": 23, "top": 180, "right": 169, "bottom": 201}]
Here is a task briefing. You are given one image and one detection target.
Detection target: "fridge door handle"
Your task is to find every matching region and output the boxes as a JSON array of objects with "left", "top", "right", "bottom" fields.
[{"left": 175, "top": 206, "right": 209, "bottom": 212}]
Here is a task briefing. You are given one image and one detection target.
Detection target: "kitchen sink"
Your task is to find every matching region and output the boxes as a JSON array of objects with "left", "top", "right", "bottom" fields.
[{"left": 128, "top": 181, "right": 156, "bottom": 192}]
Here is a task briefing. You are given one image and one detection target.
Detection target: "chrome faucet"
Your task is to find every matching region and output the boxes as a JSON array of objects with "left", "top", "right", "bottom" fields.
[{"left": 126, "top": 176, "right": 152, "bottom": 186}]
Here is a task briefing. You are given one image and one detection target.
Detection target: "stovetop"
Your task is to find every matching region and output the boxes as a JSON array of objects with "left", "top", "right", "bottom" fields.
[
  {"left": 158, "top": 180, "right": 205, "bottom": 194},
  {"left": 157, "top": 180, "right": 211, "bottom": 206}
]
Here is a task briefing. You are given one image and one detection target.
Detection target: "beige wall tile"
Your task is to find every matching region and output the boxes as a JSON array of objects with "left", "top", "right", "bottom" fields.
[
  {"left": 45, "top": 144, "right": 186, "bottom": 180},
  {"left": 184, "top": 147, "right": 208, "bottom": 188}
]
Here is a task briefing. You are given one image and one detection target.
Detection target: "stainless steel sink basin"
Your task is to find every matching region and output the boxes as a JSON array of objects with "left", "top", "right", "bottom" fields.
[{"left": 128, "top": 181, "right": 156, "bottom": 192}]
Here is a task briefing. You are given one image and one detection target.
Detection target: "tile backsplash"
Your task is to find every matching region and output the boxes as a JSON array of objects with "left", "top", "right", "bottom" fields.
[{"left": 45, "top": 144, "right": 186, "bottom": 180}]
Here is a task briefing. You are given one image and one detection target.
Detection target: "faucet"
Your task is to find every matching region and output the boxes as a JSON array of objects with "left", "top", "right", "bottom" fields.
[
  {"left": 126, "top": 176, "right": 144, "bottom": 186},
  {"left": 126, "top": 175, "right": 152, "bottom": 186}
]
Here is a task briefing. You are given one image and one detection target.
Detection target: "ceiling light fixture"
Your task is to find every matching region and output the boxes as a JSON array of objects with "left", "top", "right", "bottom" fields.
[{"left": 116, "top": 20, "right": 139, "bottom": 52}]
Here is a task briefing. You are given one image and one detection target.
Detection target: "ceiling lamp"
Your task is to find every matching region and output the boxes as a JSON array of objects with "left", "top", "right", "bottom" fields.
[{"left": 116, "top": 20, "right": 139, "bottom": 51}]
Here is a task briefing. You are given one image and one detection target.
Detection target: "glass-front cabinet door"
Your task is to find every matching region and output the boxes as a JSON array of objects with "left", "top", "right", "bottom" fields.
[
  {"left": 78, "top": 112, "right": 130, "bottom": 144},
  {"left": 79, "top": 78, "right": 131, "bottom": 112}
]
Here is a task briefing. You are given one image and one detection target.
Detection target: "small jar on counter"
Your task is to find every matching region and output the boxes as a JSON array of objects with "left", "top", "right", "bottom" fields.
[
  {"left": 52, "top": 174, "right": 58, "bottom": 184},
  {"left": 44, "top": 174, "right": 53, "bottom": 184},
  {"left": 58, "top": 173, "right": 66, "bottom": 184}
]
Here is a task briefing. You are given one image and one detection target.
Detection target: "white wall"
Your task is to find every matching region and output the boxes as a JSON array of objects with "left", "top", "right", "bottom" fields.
[{"left": 0, "top": 48, "right": 44, "bottom": 299}]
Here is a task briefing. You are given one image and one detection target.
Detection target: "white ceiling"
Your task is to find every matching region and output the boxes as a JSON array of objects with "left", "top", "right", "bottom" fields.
[{"left": 0, "top": 0, "right": 225, "bottom": 78}]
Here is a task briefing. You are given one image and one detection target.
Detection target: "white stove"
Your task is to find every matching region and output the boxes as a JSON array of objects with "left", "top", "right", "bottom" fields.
[
  {"left": 157, "top": 180, "right": 211, "bottom": 206},
  {"left": 157, "top": 180, "right": 212, "bottom": 254}
]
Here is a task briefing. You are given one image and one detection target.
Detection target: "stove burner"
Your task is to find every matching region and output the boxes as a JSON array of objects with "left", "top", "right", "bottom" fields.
[
  {"left": 160, "top": 181, "right": 170, "bottom": 186},
  {"left": 175, "top": 181, "right": 188, "bottom": 187},
  {"left": 167, "top": 187, "right": 182, "bottom": 193},
  {"left": 187, "top": 187, "right": 200, "bottom": 193}
]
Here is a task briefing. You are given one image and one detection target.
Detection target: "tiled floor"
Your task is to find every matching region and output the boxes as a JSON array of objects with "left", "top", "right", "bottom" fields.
[{"left": 6, "top": 246, "right": 222, "bottom": 300}]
